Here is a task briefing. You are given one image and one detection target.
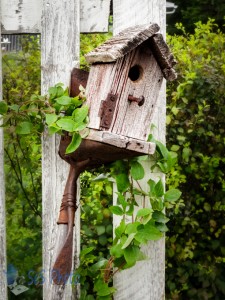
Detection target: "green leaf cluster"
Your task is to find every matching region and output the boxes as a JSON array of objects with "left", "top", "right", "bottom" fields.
[{"left": 1, "top": 80, "right": 89, "bottom": 154}]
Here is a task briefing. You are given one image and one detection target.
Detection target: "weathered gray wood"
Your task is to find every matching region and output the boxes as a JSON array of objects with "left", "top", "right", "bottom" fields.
[
  {"left": 113, "top": 0, "right": 166, "bottom": 36},
  {"left": 85, "top": 23, "right": 160, "bottom": 63},
  {"left": 85, "top": 44, "right": 164, "bottom": 145},
  {"left": 113, "top": 1, "right": 166, "bottom": 299},
  {"left": 86, "top": 129, "right": 156, "bottom": 154},
  {"left": 1, "top": 0, "right": 41, "bottom": 33},
  {"left": 1, "top": 0, "right": 110, "bottom": 34},
  {"left": 150, "top": 34, "right": 177, "bottom": 81},
  {"left": 41, "top": 0, "right": 80, "bottom": 299},
  {"left": 0, "top": 7, "right": 8, "bottom": 298},
  {"left": 80, "top": 0, "right": 110, "bottom": 33}
]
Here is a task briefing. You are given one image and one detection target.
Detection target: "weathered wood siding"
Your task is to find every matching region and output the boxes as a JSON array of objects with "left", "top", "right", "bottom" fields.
[
  {"left": 113, "top": 0, "right": 166, "bottom": 299},
  {"left": 0, "top": 6, "right": 8, "bottom": 297},
  {"left": 86, "top": 44, "right": 163, "bottom": 142},
  {"left": 113, "top": 0, "right": 166, "bottom": 36},
  {"left": 86, "top": 130, "right": 156, "bottom": 155},
  {"left": 80, "top": 0, "right": 110, "bottom": 33},
  {"left": 41, "top": 0, "right": 80, "bottom": 299},
  {"left": 1, "top": 0, "right": 110, "bottom": 34}
]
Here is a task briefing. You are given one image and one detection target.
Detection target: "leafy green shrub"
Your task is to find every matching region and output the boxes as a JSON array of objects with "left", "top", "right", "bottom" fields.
[
  {"left": 167, "top": 1, "right": 225, "bottom": 34},
  {"left": 166, "top": 20, "right": 225, "bottom": 299},
  {"left": 2, "top": 36, "right": 42, "bottom": 299}
]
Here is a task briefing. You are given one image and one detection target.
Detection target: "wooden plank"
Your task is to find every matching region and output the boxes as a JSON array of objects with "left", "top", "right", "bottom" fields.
[
  {"left": 41, "top": 0, "right": 80, "bottom": 299},
  {"left": 150, "top": 34, "right": 177, "bottom": 81},
  {"left": 80, "top": 0, "right": 110, "bottom": 33},
  {"left": 113, "top": 0, "right": 166, "bottom": 36},
  {"left": 1, "top": 0, "right": 41, "bottom": 34},
  {"left": 0, "top": 9, "right": 8, "bottom": 298},
  {"left": 113, "top": 1, "right": 166, "bottom": 299},
  {"left": 1, "top": 0, "right": 110, "bottom": 34},
  {"left": 86, "top": 129, "right": 156, "bottom": 154}
]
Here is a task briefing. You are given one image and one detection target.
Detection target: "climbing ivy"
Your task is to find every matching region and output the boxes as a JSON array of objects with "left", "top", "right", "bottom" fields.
[
  {"left": 77, "top": 138, "right": 181, "bottom": 299},
  {"left": 0, "top": 83, "right": 88, "bottom": 154}
]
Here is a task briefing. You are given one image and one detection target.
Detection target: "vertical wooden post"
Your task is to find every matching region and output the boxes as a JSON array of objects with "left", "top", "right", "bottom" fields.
[
  {"left": 113, "top": 1, "right": 166, "bottom": 299},
  {"left": 0, "top": 6, "right": 8, "bottom": 298},
  {"left": 41, "top": 1, "right": 80, "bottom": 299}
]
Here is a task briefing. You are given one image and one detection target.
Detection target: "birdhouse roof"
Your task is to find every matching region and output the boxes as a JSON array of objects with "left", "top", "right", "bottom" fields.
[{"left": 85, "top": 23, "right": 177, "bottom": 81}]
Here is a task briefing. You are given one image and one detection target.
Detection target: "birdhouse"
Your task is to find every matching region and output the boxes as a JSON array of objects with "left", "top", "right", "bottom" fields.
[{"left": 82, "top": 23, "right": 176, "bottom": 155}]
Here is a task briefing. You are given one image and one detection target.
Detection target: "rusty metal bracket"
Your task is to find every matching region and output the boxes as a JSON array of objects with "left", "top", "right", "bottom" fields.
[{"left": 99, "top": 93, "right": 118, "bottom": 129}]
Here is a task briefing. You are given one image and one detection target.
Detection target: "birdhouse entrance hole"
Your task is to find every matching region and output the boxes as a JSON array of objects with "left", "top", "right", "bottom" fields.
[{"left": 128, "top": 65, "right": 143, "bottom": 82}]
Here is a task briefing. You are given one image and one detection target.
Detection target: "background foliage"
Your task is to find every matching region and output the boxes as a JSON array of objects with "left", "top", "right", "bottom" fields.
[
  {"left": 2, "top": 20, "right": 225, "bottom": 299},
  {"left": 167, "top": 0, "right": 225, "bottom": 34},
  {"left": 166, "top": 20, "right": 225, "bottom": 299},
  {"left": 2, "top": 36, "right": 42, "bottom": 299}
]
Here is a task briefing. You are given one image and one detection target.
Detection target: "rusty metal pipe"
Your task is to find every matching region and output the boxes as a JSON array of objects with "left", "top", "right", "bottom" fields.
[{"left": 52, "top": 160, "right": 89, "bottom": 285}]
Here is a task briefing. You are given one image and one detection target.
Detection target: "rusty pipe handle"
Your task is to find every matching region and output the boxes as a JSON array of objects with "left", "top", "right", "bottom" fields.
[
  {"left": 52, "top": 160, "right": 90, "bottom": 285},
  {"left": 128, "top": 94, "right": 145, "bottom": 106},
  {"left": 57, "top": 165, "right": 78, "bottom": 225}
]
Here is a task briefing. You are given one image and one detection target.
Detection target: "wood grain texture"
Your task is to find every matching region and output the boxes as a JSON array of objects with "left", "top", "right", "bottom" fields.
[
  {"left": 113, "top": 0, "right": 166, "bottom": 36},
  {"left": 0, "top": 12, "right": 8, "bottom": 298},
  {"left": 80, "top": 0, "right": 110, "bottom": 33},
  {"left": 1, "top": 0, "right": 41, "bottom": 33},
  {"left": 86, "top": 129, "right": 156, "bottom": 154},
  {"left": 86, "top": 44, "right": 163, "bottom": 143},
  {"left": 1, "top": 0, "right": 110, "bottom": 34},
  {"left": 41, "top": 0, "right": 79, "bottom": 299},
  {"left": 113, "top": 1, "right": 166, "bottom": 299},
  {"left": 150, "top": 34, "right": 177, "bottom": 81}
]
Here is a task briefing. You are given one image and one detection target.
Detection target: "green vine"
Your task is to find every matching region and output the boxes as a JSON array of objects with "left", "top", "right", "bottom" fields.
[
  {"left": 77, "top": 138, "right": 181, "bottom": 299},
  {"left": 1, "top": 84, "right": 181, "bottom": 299},
  {"left": 0, "top": 83, "right": 88, "bottom": 154}
]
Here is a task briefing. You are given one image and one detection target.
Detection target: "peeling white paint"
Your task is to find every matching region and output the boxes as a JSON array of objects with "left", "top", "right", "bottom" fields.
[{"left": 1, "top": 0, "right": 110, "bottom": 33}]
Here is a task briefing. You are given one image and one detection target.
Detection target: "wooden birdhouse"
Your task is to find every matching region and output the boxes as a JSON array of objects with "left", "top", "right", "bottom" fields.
[{"left": 83, "top": 23, "right": 176, "bottom": 155}]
